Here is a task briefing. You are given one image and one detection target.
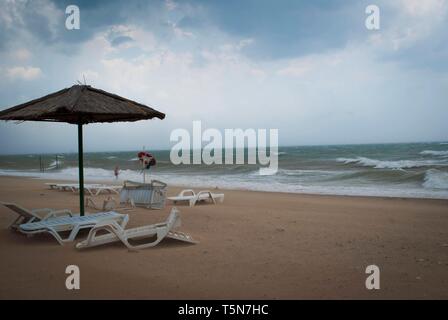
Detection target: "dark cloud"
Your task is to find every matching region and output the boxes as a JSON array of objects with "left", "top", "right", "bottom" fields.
[
  {"left": 1, "top": 0, "right": 447, "bottom": 70},
  {"left": 0, "top": 0, "right": 168, "bottom": 52},
  {"left": 178, "top": 0, "right": 371, "bottom": 59}
]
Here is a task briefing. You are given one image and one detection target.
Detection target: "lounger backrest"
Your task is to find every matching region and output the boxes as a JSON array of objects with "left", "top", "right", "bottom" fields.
[
  {"left": 166, "top": 208, "right": 181, "bottom": 229},
  {"left": 0, "top": 202, "right": 35, "bottom": 219}
]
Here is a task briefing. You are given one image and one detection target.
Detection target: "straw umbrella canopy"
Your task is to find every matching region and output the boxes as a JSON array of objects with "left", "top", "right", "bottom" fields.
[{"left": 0, "top": 85, "right": 165, "bottom": 215}]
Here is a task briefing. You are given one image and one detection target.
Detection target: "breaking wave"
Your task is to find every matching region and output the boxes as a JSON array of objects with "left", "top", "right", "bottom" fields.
[
  {"left": 420, "top": 150, "right": 448, "bottom": 157},
  {"left": 423, "top": 169, "right": 448, "bottom": 190},
  {"left": 336, "top": 157, "right": 446, "bottom": 170}
]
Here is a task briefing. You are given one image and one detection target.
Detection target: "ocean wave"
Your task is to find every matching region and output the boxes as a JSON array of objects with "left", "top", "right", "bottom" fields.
[
  {"left": 423, "top": 169, "right": 448, "bottom": 190},
  {"left": 1, "top": 167, "right": 448, "bottom": 199},
  {"left": 278, "top": 169, "right": 341, "bottom": 177},
  {"left": 128, "top": 157, "right": 139, "bottom": 161},
  {"left": 336, "top": 157, "right": 446, "bottom": 170},
  {"left": 420, "top": 150, "right": 448, "bottom": 157},
  {"left": 106, "top": 156, "right": 117, "bottom": 159},
  {"left": 273, "top": 151, "right": 287, "bottom": 156}
]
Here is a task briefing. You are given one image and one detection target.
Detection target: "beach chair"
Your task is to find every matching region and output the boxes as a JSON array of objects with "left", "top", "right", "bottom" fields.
[
  {"left": 45, "top": 183, "right": 79, "bottom": 192},
  {"left": 18, "top": 211, "right": 129, "bottom": 245},
  {"left": 73, "top": 184, "right": 122, "bottom": 196},
  {"left": 46, "top": 183, "right": 122, "bottom": 196},
  {"left": 0, "top": 201, "right": 74, "bottom": 230},
  {"left": 90, "top": 185, "right": 122, "bottom": 196},
  {"left": 167, "top": 189, "right": 225, "bottom": 207},
  {"left": 119, "top": 180, "right": 167, "bottom": 209},
  {"left": 76, "top": 207, "right": 197, "bottom": 251},
  {"left": 86, "top": 196, "right": 135, "bottom": 212},
  {"left": 45, "top": 183, "right": 59, "bottom": 190}
]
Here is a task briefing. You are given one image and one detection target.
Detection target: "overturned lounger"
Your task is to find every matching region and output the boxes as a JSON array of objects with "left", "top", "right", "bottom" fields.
[
  {"left": 0, "top": 201, "right": 74, "bottom": 230},
  {"left": 119, "top": 180, "right": 167, "bottom": 209},
  {"left": 19, "top": 211, "right": 129, "bottom": 245},
  {"left": 76, "top": 207, "right": 197, "bottom": 251},
  {"left": 167, "top": 189, "right": 224, "bottom": 207}
]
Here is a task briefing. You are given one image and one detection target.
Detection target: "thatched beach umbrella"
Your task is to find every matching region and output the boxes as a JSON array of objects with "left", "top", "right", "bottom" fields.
[{"left": 0, "top": 85, "right": 165, "bottom": 215}]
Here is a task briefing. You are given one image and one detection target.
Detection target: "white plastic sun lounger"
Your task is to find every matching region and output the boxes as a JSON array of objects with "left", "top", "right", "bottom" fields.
[
  {"left": 46, "top": 183, "right": 122, "bottom": 196},
  {"left": 1, "top": 201, "right": 74, "bottom": 230},
  {"left": 19, "top": 211, "right": 129, "bottom": 245},
  {"left": 46, "top": 183, "right": 86, "bottom": 192},
  {"left": 167, "top": 189, "right": 225, "bottom": 207},
  {"left": 74, "top": 184, "right": 122, "bottom": 196},
  {"left": 45, "top": 183, "right": 59, "bottom": 190},
  {"left": 76, "top": 207, "right": 197, "bottom": 251}
]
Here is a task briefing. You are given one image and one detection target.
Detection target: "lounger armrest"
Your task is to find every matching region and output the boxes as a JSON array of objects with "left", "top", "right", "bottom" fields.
[
  {"left": 31, "top": 208, "right": 53, "bottom": 214},
  {"left": 151, "top": 180, "right": 168, "bottom": 188},
  {"left": 92, "top": 220, "right": 124, "bottom": 232},
  {"left": 197, "top": 190, "right": 212, "bottom": 196},
  {"left": 179, "top": 189, "right": 195, "bottom": 197},
  {"left": 197, "top": 191, "right": 217, "bottom": 204},
  {"left": 197, "top": 190, "right": 213, "bottom": 199}
]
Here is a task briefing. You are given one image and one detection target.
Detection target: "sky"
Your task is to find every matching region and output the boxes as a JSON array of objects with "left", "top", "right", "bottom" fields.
[{"left": 0, "top": 0, "right": 447, "bottom": 154}]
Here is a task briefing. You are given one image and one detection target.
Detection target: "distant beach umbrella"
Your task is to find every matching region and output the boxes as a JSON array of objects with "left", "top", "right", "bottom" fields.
[{"left": 0, "top": 85, "right": 165, "bottom": 215}]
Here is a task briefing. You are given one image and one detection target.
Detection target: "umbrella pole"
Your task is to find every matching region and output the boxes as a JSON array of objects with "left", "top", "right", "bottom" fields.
[{"left": 78, "top": 123, "right": 85, "bottom": 216}]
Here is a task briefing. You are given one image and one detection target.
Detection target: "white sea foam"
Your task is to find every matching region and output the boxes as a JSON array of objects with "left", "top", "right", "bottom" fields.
[
  {"left": 420, "top": 150, "right": 448, "bottom": 157},
  {"left": 128, "top": 157, "right": 139, "bottom": 161},
  {"left": 336, "top": 157, "right": 446, "bottom": 169},
  {"left": 423, "top": 169, "right": 448, "bottom": 190},
  {"left": 278, "top": 169, "right": 342, "bottom": 177},
  {"left": 106, "top": 156, "right": 117, "bottom": 159},
  {"left": 1, "top": 167, "right": 448, "bottom": 199}
]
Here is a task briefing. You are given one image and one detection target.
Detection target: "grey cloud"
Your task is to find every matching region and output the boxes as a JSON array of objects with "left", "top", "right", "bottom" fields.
[{"left": 110, "top": 35, "right": 134, "bottom": 47}]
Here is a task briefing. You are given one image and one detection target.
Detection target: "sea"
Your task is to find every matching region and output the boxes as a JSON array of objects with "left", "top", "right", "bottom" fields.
[{"left": 1, "top": 142, "right": 448, "bottom": 199}]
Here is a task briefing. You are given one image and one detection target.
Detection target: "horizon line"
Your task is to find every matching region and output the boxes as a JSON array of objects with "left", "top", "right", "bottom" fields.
[{"left": 0, "top": 140, "right": 447, "bottom": 156}]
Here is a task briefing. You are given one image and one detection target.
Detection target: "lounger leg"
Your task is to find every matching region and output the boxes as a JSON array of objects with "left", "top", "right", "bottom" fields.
[
  {"left": 83, "top": 226, "right": 105, "bottom": 246},
  {"left": 205, "top": 192, "right": 216, "bottom": 204},
  {"left": 66, "top": 224, "right": 82, "bottom": 242},
  {"left": 119, "top": 214, "right": 129, "bottom": 228},
  {"left": 79, "top": 223, "right": 124, "bottom": 248},
  {"left": 47, "top": 228, "right": 65, "bottom": 245},
  {"left": 125, "top": 227, "right": 167, "bottom": 251},
  {"left": 9, "top": 216, "right": 24, "bottom": 230}
]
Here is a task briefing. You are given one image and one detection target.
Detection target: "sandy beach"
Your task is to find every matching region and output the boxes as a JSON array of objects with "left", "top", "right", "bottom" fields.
[{"left": 0, "top": 176, "right": 447, "bottom": 299}]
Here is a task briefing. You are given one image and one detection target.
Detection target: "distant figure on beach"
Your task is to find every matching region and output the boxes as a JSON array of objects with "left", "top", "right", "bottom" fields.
[{"left": 114, "top": 165, "right": 120, "bottom": 180}]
